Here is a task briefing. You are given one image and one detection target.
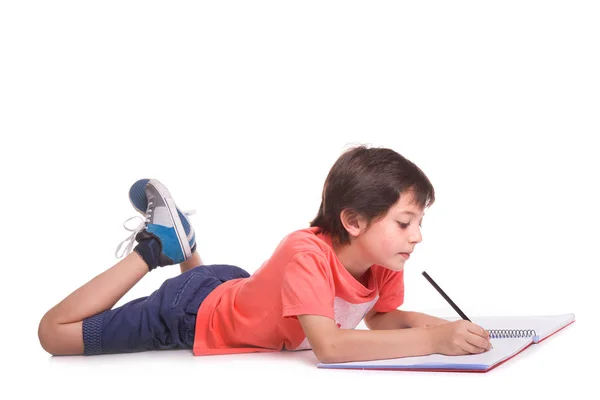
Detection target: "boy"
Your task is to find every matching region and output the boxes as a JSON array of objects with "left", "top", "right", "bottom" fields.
[{"left": 38, "top": 145, "right": 491, "bottom": 362}]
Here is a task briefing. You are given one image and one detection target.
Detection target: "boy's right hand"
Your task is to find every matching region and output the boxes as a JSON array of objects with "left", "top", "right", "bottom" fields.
[{"left": 429, "top": 320, "right": 492, "bottom": 356}]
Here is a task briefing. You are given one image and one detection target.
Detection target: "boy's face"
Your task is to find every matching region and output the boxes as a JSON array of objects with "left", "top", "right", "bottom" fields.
[{"left": 354, "top": 191, "right": 425, "bottom": 272}]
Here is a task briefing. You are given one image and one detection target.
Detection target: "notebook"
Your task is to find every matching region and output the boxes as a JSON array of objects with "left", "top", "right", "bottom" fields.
[{"left": 317, "top": 313, "right": 575, "bottom": 373}]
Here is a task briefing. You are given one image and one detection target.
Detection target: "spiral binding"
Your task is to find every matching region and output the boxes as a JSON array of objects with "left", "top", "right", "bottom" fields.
[{"left": 488, "top": 329, "right": 537, "bottom": 339}]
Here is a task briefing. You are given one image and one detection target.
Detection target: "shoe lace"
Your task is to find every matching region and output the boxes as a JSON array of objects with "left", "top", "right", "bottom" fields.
[{"left": 114, "top": 203, "right": 195, "bottom": 259}]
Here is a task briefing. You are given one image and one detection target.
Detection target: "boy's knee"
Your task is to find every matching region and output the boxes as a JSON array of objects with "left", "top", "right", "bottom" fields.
[
  {"left": 38, "top": 314, "right": 84, "bottom": 356},
  {"left": 38, "top": 315, "right": 58, "bottom": 355}
]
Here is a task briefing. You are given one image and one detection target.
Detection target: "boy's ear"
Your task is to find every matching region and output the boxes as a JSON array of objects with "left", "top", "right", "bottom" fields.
[{"left": 340, "top": 209, "right": 368, "bottom": 238}]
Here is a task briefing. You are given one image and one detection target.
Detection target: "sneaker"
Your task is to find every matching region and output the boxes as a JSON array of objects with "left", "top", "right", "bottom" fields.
[
  {"left": 115, "top": 179, "right": 195, "bottom": 266},
  {"left": 128, "top": 179, "right": 196, "bottom": 253}
]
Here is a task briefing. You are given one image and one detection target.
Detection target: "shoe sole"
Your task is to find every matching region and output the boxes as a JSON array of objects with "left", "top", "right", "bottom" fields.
[
  {"left": 129, "top": 179, "right": 149, "bottom": 214},
  {"left": 147, "top": 179, "right": 192, "bottom": 260}
]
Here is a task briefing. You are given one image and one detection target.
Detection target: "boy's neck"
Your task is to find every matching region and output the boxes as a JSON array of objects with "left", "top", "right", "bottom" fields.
[{"left": 332, "top": 240, "right": 372, "bottom": 283}]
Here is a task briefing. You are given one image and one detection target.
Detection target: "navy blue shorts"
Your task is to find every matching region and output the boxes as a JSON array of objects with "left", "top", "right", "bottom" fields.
[{"left": 82, "top": 264, "right": 250, "bottom": 355}]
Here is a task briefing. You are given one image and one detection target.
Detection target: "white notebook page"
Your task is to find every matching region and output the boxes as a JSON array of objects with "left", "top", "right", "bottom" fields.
[{"left": 318, "top": 313, "right": 575, "bottom": 369}]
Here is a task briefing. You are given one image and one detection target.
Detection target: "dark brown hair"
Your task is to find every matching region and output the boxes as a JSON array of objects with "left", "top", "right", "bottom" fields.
[{"left": 310, "top": 145, "right": 435, "bottom": 245}]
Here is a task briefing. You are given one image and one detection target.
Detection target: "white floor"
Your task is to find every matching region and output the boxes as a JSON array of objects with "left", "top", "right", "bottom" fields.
[{"left": 12, "top": 311, "right": 589, "bottom": 400}]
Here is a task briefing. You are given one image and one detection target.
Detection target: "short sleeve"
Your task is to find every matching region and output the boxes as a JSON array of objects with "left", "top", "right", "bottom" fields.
[
  {"left": 373, "top": 268, "right": 405, "bottom": 313},
  {"left": 281, "top": 251, "right": 335, "bottom": 320}
]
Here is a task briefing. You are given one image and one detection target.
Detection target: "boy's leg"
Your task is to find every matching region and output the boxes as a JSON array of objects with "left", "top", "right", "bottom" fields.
[
  {"left": 38, "top": 251, "right": 149, "bottom": 355},
  {"left": 180, "top": 251, "right": 203, "bottom": 273},
  {"left": 39, "top": 179, "right": 198, "bottom": 356}
]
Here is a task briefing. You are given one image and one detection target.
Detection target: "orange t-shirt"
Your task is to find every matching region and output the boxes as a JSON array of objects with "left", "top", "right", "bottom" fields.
[{"left": 192, "top": 227, "right": 405, "bottom": 355}]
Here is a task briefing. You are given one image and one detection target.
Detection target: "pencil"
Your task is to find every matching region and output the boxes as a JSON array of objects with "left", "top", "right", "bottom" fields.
[{"left": 422, "top": 271, "right": 471, "bottom": 322}]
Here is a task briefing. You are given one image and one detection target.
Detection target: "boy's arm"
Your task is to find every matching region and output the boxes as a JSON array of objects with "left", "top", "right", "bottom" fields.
[
  {"left": 364, "top": 309, "right": 449, "bottom": 330},
  {"left": 298, "top": 314, "right": 433, "bottom": 363},
  {"left": 299, "top": 314, "right": 491, "bottom": 363}
]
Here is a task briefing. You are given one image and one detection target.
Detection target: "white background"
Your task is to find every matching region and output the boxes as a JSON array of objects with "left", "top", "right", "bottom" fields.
[{"left": 1, "top": 1, "right": 598, "bottom": 398}]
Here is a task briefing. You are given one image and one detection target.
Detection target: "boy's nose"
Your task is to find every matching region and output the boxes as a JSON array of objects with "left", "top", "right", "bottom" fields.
[{"left": 409, "top": 229, "right": 422, "bottom": 244}]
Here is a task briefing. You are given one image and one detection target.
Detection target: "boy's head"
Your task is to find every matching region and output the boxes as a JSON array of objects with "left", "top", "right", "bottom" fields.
[{"left": 310, "top": 145, "right": 435, "bottom": 269}]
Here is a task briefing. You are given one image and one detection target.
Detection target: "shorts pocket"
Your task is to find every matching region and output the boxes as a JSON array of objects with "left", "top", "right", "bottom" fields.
[{"left": 172, "top": 271, "right": 207, "bottom": 310}]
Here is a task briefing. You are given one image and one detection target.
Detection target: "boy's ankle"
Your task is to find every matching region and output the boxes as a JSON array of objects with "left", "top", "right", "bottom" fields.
[{"left": 133, "top": 237, "right": 162, "bottom": 271}]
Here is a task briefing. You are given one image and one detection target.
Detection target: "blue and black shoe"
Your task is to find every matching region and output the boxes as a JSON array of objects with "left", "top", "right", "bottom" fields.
[
  {"left": 115, "top": 179, "right": 196, "bottom": 270},
  {"left": 128, "top": 179, "right": 196, "bottom": 254}
]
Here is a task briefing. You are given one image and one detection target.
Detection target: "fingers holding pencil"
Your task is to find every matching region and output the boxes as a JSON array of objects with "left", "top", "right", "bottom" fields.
[{"left": 430, "top": 320, "right": 493, "bottom": 356}]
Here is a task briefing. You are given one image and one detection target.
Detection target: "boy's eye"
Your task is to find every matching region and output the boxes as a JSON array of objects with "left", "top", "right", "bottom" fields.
[{"left": 398, "top": 221, "right": 423, "bottom": 229}]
